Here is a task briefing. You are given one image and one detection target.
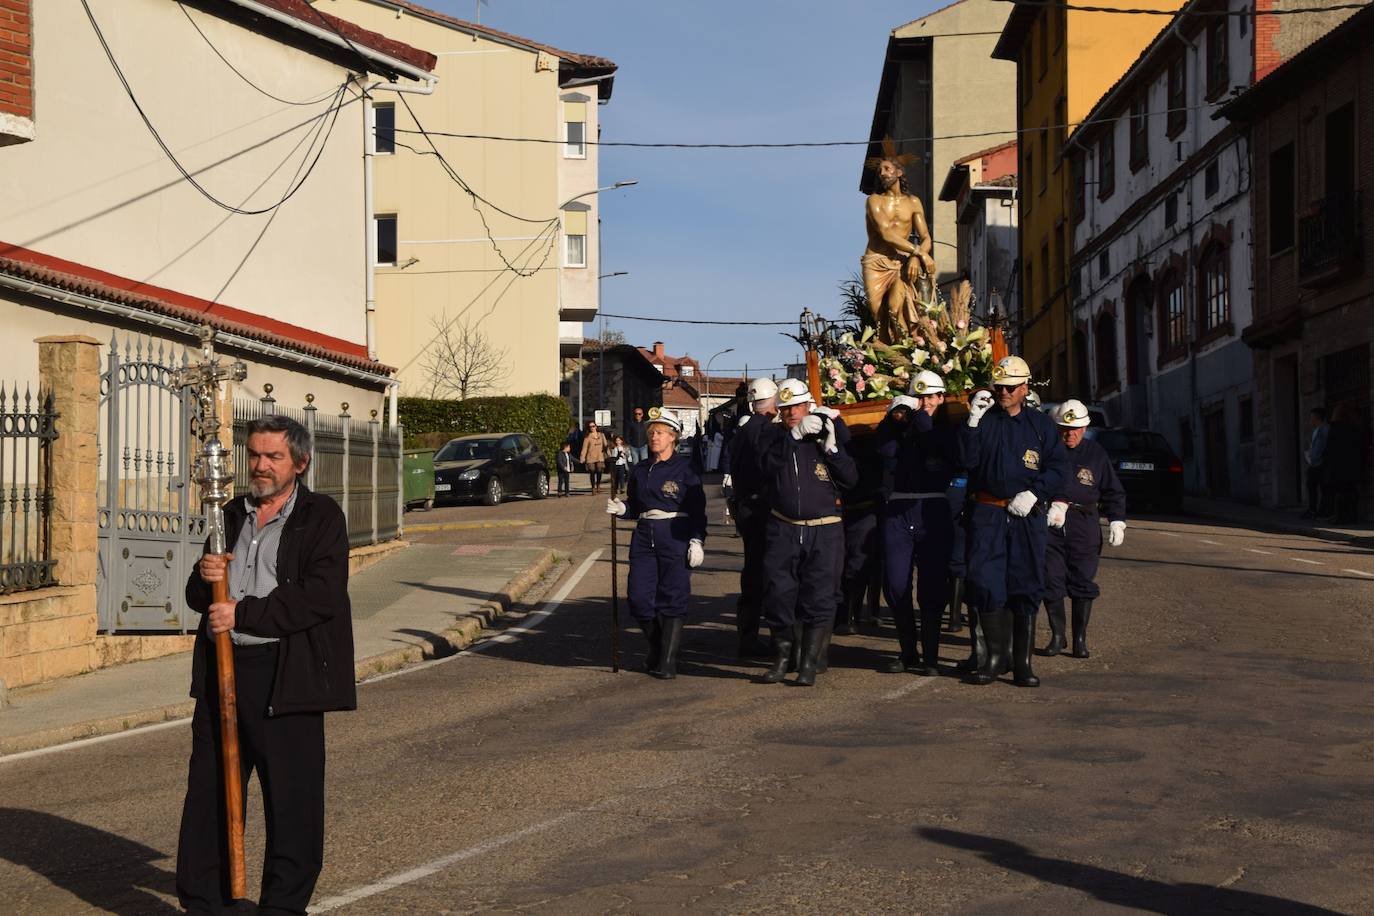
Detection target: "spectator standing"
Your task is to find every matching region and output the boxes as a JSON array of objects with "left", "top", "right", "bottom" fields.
[
  {"left": 580, "top": 421, "right": 609, "bottom": 495},
  {"left": 609, "top": 435, "right": 630, "bottom": 496},
  {"left": 625, "top": 407, "right": 648, "bottom": 464},
  {"left": 1304, "top": 407, "right": 1330, "bottom": 519},
  {"left": 556, "top": 442, "right": 575, "bottom": 497}
]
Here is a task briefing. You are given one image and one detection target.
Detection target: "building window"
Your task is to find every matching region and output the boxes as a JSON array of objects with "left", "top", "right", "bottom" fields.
[
  {"left": 1055, "top": 6, "right": 1066, "bottom": 49},
  {"left": 1164, "top": 192, "right": 1179, "bottom": 228},
  {"left": 1025, "top": 149, "right": 1034, "bottom": 214},
  {"left": 563, "top": 208, "right": 587, "bottom": 267},
  {"left": 1039, "top": 123, "right": 1049, "bottom": 194},
  {"left": 1239, "top": 396, "right": 1254, "bottom": 442},
  {"left": 1040, "top": 242, "right": 1050, "bottom": 309},
  {"left": 680, "top": 364, "right": 695, "bottom": 377},
  {"left": 1269, "top": 143, "right": 1295, "bottom": 254},
  {"left": 1129, "top": 95, "right": 1149, "bottom": 170},
  {"left": 1200, "top": 244, "right": 1230, "bottom": 333},
  {"left": 1204, "top": 160, "right": 1219, "bottom": 198},
  {"left": 1159, "top": 270, "right": 1186, "bottom": 356},
  {"left": 564, "top": 100, "right": 587, "bottom": 158},
  {"left": 1020, "top": 55, "right": 1031, "bottom": 106},
  {"left": 1054, "top": 97, "right": 1067, "bottom": 168},
  {"left": 1098, "top": 130, "right": 1116, "bottom": 199},
  {"left": 374, "top": 214, "right": 397, "bottom": 265},
  {"left": 1098, "top": 249, "right": 1110, "bottom": 281},
  {"left": 1166, "top": 56, "right": 1186, "bottom": 138},
  {"left": 1072, "top": 153, "right": 1086, "bottom": 222},
  {"left": 373, "top": 103, "right": 395, "bottom": 154},
  {"left": 1206, "top": 17, "right": 1228, "bottom": 98},
  {"left": 1038, "top": 14, "right": 1048, "bottom": 79},
  {"left": 1071, "top": 268, "right": 1082, "bottom": 301},
  {"left": 1095, "top": 309, "right": 1119, "bottom": 392},
  {"left": 1025, "top": 262, "right": 1034, "bottom": 314}
]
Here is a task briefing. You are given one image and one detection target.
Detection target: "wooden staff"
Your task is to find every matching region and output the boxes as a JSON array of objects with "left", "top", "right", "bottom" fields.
[
  {"left": 610, "top": 514, "right": 621, "bottom": 673},
  {"left": 212, "top": 572, "right": 247, "bottom": 900}
]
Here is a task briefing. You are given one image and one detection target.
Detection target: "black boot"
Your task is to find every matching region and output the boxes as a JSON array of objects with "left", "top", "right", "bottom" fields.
[
  {"left": 761, "top": 629, "right": 794, "bottom": 684},
  {"left": 1071, "top": 598, "right": 1093, "bottom": 658},
  {"left": 816, "top": 625, "right": 834, "bottom": 674},
  {"left": 835, "top": 579, "right": 862, "bottom": 635},
  {"left": 651, "top": 616, "right": 684, "bottom": 680},
  {"left": 787, "top": 623, "right": 802, "bottom": 673},
  {"left": 1043, "top": 598, "right": 1067, "bottom": 657},
  {"left": 641, "top": 618, "right": 662, "bottom": 673},
  {"left": 1012, "top": 614, "right": 1040, "bottom": 687},
  {"left": 736, "top": 602, "right": 769, "bottom": 658},
  {"left": 882, "top": 601, "right": 921, "bottom": 673},
  {"left": 919, "top": 603, "right": 943, "bottom": 676},
  {"left": 973, "top": 608, "right": 1011, "bottom": 685},
  {"left": 955, "top": 603, "right": 987, "bottom": 674},
  {"left": 795, "top": 624, "right": 826, "bottom": 686},
  {"left": 945, "top": 576, "right": 966, "bottom": 633}
]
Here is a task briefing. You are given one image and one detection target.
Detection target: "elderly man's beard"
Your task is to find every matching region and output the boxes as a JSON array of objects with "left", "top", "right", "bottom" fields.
[{"left": 250, "top": 472, "right": 291, "bottom": 499}]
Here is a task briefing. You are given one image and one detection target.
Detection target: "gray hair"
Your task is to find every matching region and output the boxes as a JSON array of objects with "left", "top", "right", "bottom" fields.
[{"left": 246, "top": 414, "right": 312, "bottom": 468}]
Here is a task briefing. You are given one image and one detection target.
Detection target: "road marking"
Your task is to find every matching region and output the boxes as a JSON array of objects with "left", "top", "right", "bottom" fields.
[
  {"left": 1246, "top": 549, "right": 1274, "bottom": 556},
  {"left": 1154, "top": 531, "right": 1180, "bottom": 537},
  {"left": 1199, "top": 539, "right": 1223, "bottom": 546},
  {"left": 1342, "top": 568, "right": 1374, "bottom": 578},
  {"left": 1290, "top": 557, "right": 1323, "bottom": 566},
  {"left": 0, "top": 717, "right": 190, "bottom": 765},
  {"left": 405, "top": 519, "right": 534, "bottom": 532},
  {"left": 881, "top": 677, "right": 938, "bottom": 702}
]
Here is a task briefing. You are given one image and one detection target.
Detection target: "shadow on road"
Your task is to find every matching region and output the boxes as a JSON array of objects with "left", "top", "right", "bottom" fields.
[
  {"left": 918, "top": 827, "right": 1342, "bottom": 915},
  {"left": 0, "top": 808, "right": 179, "bottom": 914},
  {"left": 1105, "top": 555, "right": 1371, "bottom": 581}
]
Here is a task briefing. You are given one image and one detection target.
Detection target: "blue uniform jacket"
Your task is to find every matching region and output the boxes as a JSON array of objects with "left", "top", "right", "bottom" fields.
[
  {"left": 1057, "top": 438, "right": 1127, "bottom": 522},
  {"left": 623, "top": 453, "right": 707, "bottom": 542},
  {"left": 876, "top": 409, "right": 959, "bottom": 499},
  {"left": 958, "top": 406, "right": 1069, "bottom": 503},
  {"left": 758, "top": 416, "right": 858, "bottom": 520},
  {"left": 725, "top": 413, "right": 774, "bottom": 502}
]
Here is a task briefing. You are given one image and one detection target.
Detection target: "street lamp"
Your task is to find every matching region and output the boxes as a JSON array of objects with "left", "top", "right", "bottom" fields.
[
  {"left": 594, "top": 270, "right": 629, "bottom": 426},
  {"left": 701, "top": 347, "right": 735, "bottom": 431}
]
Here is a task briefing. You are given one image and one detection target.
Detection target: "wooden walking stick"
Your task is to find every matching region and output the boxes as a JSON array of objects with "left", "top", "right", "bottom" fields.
[
  {"left": 175, "top": 329, "right": 249, "bottom": 900},
  {"left": 610, "top": 513, "right": 621, "bottom": 673}
]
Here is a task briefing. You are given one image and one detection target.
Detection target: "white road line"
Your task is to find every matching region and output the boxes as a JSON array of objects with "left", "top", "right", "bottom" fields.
[
  {"left": 1291, "top": 557, "right": 1324, "bottom": 566},
  {"left": 1154, "top": 531, "right": 1181, "bottom": 537},
  {"left": 1342, "top": 568, "right": 1374, "bottom": 578},
  {"left": 881, "top": 677, "right": 938, "bottom": 702},
  {"left": 2, "top": 552, "right": 605, "bottom": 763},
  {"left": 1246, "top": 548, "right": 1274, "bottom": 556},
  {"left": 1199, "top": 539, "right": 1223, "bottom": 546}
]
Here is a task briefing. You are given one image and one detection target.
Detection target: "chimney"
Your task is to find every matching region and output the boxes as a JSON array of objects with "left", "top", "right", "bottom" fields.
[
  {"left": 652, "top": 341, "right": 665, "bottom": 359},
  {"left": 0, "top": 0, "right": 34, "bottom": 146}
]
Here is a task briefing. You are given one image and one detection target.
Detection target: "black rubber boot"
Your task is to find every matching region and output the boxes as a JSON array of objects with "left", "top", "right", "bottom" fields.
[
  {"left": 816, "top": 625, "right": 834, "bottom": 674},
  {"left": 1071, "top": 598, "right": 1093, "bottom": 658},
  {"left": 761, "top": 630, "right": 794, "bottom": 684},
  {"left": 882, "top": 600, "right": 921, "bottom": 673},
  {"left": 973, "top": 608, "right": 1011, "bottom": 685},
  {"left": 945, "top": 576, "right": 966, "bottom": 633},
  {"left": 835, "top": 579, "right": 862, "bottom": 635},
  {"left": 919, "top": 603, "right": 943, "bottom": 676},
  {"left": 795, "top": 625, "right": 826, "bottom": 686},
  {"left": 1043, "top": 598, "right": 1067, "bottom": 657},
  {"left": 736, "top": 602, "right": 769, "bottom": 659},
  {"left": 651, "top": 616, "right": 684, "bottom": 680},
  {"left": 955, "top": 603, "right": 986, "bottom": 674},
  {"left": 1012, "top": 614, "right": 1040, "bottom": 687},
  {"left": 787, "top": 623, "right": 802, "bottom": 673},
  {"left": 641, "top": 618, "right": 662, "bottom": 673}
]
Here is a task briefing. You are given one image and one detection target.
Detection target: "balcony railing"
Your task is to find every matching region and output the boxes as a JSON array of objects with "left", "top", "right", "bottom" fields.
[{"left": 1298, "top": 192, "right": 1363, "bottom": 285}]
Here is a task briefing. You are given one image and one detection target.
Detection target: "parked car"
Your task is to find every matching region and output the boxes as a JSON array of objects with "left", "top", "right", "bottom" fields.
[
  {"left": 433, "top": 433, "right": 549, "bottom": 506},
  {"left": 1086, "top": 427, "right": 1184, "bottom": 513}
]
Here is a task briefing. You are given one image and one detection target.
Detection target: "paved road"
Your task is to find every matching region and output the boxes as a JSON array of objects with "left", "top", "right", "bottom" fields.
[{"left": 2, "top": 485, "right": 1372, "bottom": 914}]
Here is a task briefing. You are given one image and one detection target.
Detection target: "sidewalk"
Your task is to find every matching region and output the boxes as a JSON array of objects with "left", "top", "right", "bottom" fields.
[
  {"left": 1182, "top": 495, "right": 1374, "bottom": 548},
  {"left": 0, "top": 542, "right": 564, "bottom": 757}
]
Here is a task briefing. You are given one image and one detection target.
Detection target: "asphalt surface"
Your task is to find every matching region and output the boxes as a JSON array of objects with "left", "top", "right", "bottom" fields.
[{"left": 2, "top": 480, "right": 1372, "bottom": 914}]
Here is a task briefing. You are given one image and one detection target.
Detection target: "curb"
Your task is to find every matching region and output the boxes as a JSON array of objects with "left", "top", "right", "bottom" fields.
[
  {"left": 0, "top": 548, "right": 567, "bottom": 758},
  {"left": 404, "top": 519, "right": 535, "bottom": 532},
  {"left": 1183, "top": 504, "right": 1374, "bottom": 549}
]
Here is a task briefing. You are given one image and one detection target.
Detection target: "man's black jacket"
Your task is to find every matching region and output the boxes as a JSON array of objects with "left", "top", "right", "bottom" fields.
[{"left": 185, "top": 482, "right": 356, "bottom": 716}]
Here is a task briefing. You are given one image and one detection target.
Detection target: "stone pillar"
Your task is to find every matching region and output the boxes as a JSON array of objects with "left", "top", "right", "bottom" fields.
[{"left": 37, "top": 336, "right": 101, "bottom": 590}]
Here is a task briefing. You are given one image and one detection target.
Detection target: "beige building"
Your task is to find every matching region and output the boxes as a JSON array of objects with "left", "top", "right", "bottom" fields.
[
  {"left": 323, "top": 0, "right": 619, "bottom": 398},
  {"left": 862, "top": 0, "right": 1017, "bottom": 283}
]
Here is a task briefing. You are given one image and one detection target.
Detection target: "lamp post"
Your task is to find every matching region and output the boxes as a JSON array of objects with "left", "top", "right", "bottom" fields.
[{"left": 702, "top": 347, "right": 735, "bottom": 432}]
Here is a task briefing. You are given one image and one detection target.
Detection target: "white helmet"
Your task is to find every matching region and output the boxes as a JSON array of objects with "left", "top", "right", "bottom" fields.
[
  {"left": 888, "top": 395, "right": 920, "bottom": 413},
  {"left": 1054, "top": 398, "right": 1091, "bottom": 428},
  {"left": 644, "top": 405, "right": 682, "bottom": 432},
  {"left": 1025, "top": 389, "right": 1042, "bottom": 409},
  {"left": 774, "top": 378, "right": 815, "bottom": 407},
  {"left": 909, "top": 369, "right": 945, "bottom": 396},
  {"left": 747, "top": 377, "right": 778, "bottom": 403},
  {"left": 991, "top": 355, "right": 1032, "bottom": 385}
]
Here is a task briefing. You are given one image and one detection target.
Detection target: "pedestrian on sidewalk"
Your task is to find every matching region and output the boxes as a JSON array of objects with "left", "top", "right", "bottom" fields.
[
  {"left": 606, "top": 408, "right": 706, "bottom": 679},
  {"left": 556, "top": 442, "right": 575, "bottom": 497},
  {"left": 625, "top": 406, "right": 648, "bottom": 464},
  {"left": 609, "top": 434, "right": 630, "bottom": 496},
  {"left": 580, "top": 420, "right": 608, "bottom": 495},
  {"left": 1304, "top": 407, "right": 1331, "bottom": 519},
  {"left": 177, "top": 414, "right": 354, "bottom": 915},
  {"left": 1324, "top": 402, "right": 1363, "bottom": 524}
]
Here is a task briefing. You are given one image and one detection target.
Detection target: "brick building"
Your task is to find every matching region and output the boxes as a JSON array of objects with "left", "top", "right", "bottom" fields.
[
  {"left": 0, "top": 0, "right": 32, "bottom": 146},
  {"left": 1220, "top": 5, "right": 1373, "bottom": 515}
]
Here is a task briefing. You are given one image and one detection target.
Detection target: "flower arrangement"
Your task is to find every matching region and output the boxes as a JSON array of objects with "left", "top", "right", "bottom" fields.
[{"left": 819, "top": 318, "right": 996, "bottom": 404}]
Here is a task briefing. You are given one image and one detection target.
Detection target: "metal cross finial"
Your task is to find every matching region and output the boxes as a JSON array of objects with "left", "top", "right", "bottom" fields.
[{"left": 172, "top": 327, "right": 247, "bottom": 555}]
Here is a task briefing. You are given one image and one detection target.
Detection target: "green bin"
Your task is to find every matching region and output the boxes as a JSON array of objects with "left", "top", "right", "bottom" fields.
[{"left": 403, "top": 448, "right": 436, "bottom": 511}]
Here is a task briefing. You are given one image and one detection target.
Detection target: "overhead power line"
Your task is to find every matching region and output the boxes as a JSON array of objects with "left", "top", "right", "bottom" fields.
[
  {"left": 1015, "top": 1, "right": 1369, "bottom": 15},
  {"left": 176, "top": 1, "right": 341, "bottom": 106},
  {"left": 598, "top": 313, "right": 798, "bottom": 326}
]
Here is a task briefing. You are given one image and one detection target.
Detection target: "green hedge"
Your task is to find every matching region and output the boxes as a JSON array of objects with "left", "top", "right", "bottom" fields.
[{"left": 399, "top": 394, "right": 572, "bottom": 471}]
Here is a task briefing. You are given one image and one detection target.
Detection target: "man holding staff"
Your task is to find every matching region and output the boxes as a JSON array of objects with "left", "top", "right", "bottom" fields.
[{"left": 177, "top": 414, "right": 354, "bottom": 914}]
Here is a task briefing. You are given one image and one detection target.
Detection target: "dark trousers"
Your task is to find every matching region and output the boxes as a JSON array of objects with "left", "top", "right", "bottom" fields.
[
  {"left": 557, "top": 469, "right": 571, "bottom": 495},
  {"left": 881, "top": 498, "right": 954, "bottom": 618},
  {"left": 1044, "top": 510, "right": 1102, "bottom": 601},
  {"left": 965, "top": 503, "right": 1046, "bottom": 618},
  {"left": 626, "top": 519, "right": 692, "bottom": 623},
  {"left": 177, "top": 643, "right": 325, "bottom": 915},
  {"left": 734, "top": 499, "right": 769, "bottom": 614},
  {"left": 841, "top": 509, "right": 880, "bottom": 611},
  {"left": 1306, "top": 466, "right": 1330, "bottom": 515},
  {"left": 763, "top": 517, "right": 843, "bottom": 630}
]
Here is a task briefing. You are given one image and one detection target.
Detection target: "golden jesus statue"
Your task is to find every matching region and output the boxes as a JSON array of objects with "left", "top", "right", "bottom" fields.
[{"left": 862, "top": 142, "right": 936, "bottom": 343}]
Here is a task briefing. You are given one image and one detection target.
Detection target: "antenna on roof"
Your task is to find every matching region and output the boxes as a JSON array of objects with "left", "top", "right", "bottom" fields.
[{"left": 475, "top": 0, "right": 488, "bottom": 29}]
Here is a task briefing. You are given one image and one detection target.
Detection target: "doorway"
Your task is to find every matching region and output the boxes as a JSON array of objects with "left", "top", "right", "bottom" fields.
[
  {"left": 1272, "top": 354, "right": 1301, "bottom": 505},
  {"left": 1203, "top": 406, "right": 1229, "bottom": 498}
]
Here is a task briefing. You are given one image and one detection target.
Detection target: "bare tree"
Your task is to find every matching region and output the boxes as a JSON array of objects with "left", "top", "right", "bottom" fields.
[{"left": 419, "top": 314, "right": 510, "bottom": 400}]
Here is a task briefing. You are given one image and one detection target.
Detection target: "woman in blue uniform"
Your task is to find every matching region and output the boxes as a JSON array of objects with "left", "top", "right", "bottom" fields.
[
  {"left": 1042, "top": 399, "right": 1127, "bottom": 658},
  {"left": 606, "top": 408, "right": 707, "bottom": 679}
]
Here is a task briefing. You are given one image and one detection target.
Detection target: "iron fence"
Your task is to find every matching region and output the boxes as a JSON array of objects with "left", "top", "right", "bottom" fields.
[
  {"left": 234, "top": 391, "right": 402, "bottom": 548},
  {"left": 0, "top": 385, "right": 57, "bottom": 594}
]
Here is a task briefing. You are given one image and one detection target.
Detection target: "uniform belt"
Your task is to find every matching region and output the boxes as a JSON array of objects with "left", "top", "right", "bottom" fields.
[
  {"left": 889, "top": 491, "right": 946, "bottom": 501},
  {"left": 843, "top": 500, "right": 876, "bottom": 512},
  {"left": 973, "top": 492, "right": 1011, "bottom": 507},
  {"left": 772, "top": 509, "right": 842, "bottom": 526},
  {"left": 1068, "top": 502, "right": 1099, "bottom": 515},
  {"left": 640, "top": 510, "right": 687, "bottom": 520}
]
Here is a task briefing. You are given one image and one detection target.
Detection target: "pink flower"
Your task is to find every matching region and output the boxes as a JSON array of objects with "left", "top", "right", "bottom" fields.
[
  {"left": 956, "top": 319, "right": 967, "bottom": 329},
  {"left": 862, "top": 364, "right": 876, "bottom": 376},
  {"left": 855, "top": 378, "right": 866, "bottom": 392},
  {"left": 914, "top": 336, "right": 925, "bottom": 346},
  {"left": 942, "top": 360, "right": 954, "bottom": 372},
  {"left": 829, "top": 367, "right": 841, "bottom": 379}
]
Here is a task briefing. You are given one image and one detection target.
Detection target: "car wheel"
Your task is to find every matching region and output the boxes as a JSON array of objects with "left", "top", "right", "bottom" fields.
[
  {"left": 531, "top": 471, "right": 549, "bottom": 499},
  {"left": 483, "top": 476, "right": 504, "bottom": 506}
]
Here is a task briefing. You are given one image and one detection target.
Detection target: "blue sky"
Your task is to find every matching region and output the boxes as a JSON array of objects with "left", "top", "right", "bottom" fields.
[{"left": 425, "top": 0, "right": 946, "bottom": 378}]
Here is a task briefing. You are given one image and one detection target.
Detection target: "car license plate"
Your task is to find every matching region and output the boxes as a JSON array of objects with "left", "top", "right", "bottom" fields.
[
  {"left": 435, "top": 483, "right": 452, "bottom": 492},
  {"left": 1120, "top": 461, "right": 1154, "bottom": 471}
]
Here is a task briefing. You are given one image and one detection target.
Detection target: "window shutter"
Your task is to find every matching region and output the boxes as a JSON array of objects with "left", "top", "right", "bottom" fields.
[
  {"left": 564, "top": 210, "right": 588, "bottom": 236},
  {"left": 564, "top": 101, "right": 587, "bottom": 123}
]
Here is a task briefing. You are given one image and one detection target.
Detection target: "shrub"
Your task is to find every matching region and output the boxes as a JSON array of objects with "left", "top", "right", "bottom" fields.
[{"left": 399, "top": 394, "right": 572, "bottom": 470}]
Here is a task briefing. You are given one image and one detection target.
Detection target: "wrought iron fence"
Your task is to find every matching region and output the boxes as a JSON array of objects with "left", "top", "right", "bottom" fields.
[
  {"left": 0, "top": 385, "right": 57, "bottom": 594},
  {"left": 234, "top": 391, "right": 402, "bottom": 548}
]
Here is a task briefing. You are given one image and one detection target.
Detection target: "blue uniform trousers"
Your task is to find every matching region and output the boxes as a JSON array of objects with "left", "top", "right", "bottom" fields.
[
  {"left": 881, "top": 499, "right": 953, "bottom": 617},
  {"left": 627, "top": 518, "right": 692, "bottom": 623},
  {"left": 841, "top": 508, "right": 879, "bottom": 609},
  {"left": 763, "top": 517, "right": 843, "bottom": 630},
  {"left": 965, "top": 502, "right": 1046, "bottom": 618},
  {"left": 733, "top": 498, "right": 769, "bottom": 612},
  {"left": 946, "top": 486, "right": 969, "bottom": 578},
  {"left": 1044, "top": 509, "right": 1102, "bottom": 601}
]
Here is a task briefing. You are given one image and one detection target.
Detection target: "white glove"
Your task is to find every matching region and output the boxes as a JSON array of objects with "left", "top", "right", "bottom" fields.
[
  {"left": 1047, "top": 501, "right": 1068, "bottom": 529},
  {"left": 1007, "top": 490, "right": 1038, "bottom": 518},
  {"left": 1108, "top": 520, "right": 1126, "bottom": 547},
  {"left": 722, "top": 474, "right": 733, "bottom": 488},
  {"left": 605, "top": 498, "right": 626, "bottom": 517},
  {"left": 738, "top": 414, "right": 751, "bottom": 427},
  {"left": 967, "top": 390, "right": 995, "bottom": 427},
  {"left": 792, "top": 414, "right": 825, "bottom": 439},
  {"left": 687, "top": 539, "right": 704, "bottom": 568},
  {"left": 812, "top": 404, "right": 840, "bottom": 419}
]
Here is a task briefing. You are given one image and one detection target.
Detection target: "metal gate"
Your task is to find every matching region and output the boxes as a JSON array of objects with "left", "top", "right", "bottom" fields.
[{"left": 97, "top": 335, "right": 206, "bottom": 633}]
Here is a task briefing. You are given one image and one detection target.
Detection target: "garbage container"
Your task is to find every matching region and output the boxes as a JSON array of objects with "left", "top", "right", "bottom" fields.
[{"left": 403, "top": 448, "right": 436, "bottom": 511}]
